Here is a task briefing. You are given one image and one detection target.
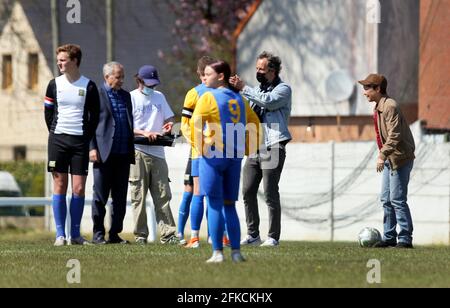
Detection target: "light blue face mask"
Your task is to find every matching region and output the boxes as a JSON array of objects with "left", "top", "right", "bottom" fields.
[{"left": 142, "top": 86, "right": 154, "bottom": 96}]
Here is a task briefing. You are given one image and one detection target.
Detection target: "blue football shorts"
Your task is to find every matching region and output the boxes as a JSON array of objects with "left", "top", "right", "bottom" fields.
[{"left": 199, "top": 157, "right": 242, "bottom": 201}]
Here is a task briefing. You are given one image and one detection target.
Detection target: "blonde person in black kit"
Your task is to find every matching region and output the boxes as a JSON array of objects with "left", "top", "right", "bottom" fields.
[{"left": 44, "top": 44, "right": 99, "bottom": 246}]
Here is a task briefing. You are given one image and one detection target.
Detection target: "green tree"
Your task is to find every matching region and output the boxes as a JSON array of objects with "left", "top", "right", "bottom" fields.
[
  {"left": 161, "top": 0, "right": 258, "bottom": 116},
  {"left": 0, "top": 161, "right": 45, "bottom": 197}
]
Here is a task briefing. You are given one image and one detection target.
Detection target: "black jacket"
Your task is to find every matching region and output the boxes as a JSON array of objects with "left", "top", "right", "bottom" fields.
[{"left": 89, "top": 85, "right": 135, "bottom": 164}]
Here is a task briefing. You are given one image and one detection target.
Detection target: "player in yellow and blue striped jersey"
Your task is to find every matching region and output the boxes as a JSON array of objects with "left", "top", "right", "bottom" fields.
[{"left": 190, "top": 60, "right": 261, "bottom": 263}]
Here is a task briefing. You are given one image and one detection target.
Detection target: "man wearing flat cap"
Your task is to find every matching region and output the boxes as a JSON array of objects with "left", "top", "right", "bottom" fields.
[{"left": 359, "top": 73, "right": 415, "bottom": 249}]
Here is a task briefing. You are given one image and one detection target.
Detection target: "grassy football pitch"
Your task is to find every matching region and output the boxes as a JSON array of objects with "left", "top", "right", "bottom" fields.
[{"left": 0, "top": 230, "right": 449, "bottom": 288}]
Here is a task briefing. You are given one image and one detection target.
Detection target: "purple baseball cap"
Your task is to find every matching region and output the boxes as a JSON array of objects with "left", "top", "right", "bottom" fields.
[{"left": 137, "top": 65, "right": 160, "bottom": 86}]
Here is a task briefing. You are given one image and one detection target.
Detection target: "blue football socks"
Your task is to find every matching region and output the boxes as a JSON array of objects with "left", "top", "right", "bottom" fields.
[
  {"left": 206, "top": 196, "right": 225, "bottom": 251},
  {"left": 69, "top": 194, "right": 85, "bottom": 238},
  {"left": 52, "top": 194, "right": 67, "bottom": 238},
  {"left": 223, "top": 203, "right": 240, "bottom": 250},
  {"left": 190, "top": 195, "right": 204, "bottom": 232},
  {"left": 177, "top": 191, "right": 193, "bottom": 237}
]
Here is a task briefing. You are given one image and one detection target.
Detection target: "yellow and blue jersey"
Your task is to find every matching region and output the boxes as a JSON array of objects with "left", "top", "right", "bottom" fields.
[
  {"left": 181, "top": 83, "right": 211, "bottom": 159},
  {"left": 190, "top": 88, "right": 261, "bottom": 159}
]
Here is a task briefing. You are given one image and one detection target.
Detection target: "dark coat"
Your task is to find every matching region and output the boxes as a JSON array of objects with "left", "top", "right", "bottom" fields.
[{"left": 90, "top": 84, "right": 135, "bottom": 164}]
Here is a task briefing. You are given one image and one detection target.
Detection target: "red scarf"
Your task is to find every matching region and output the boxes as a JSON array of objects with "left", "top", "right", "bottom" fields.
[{"left": 373, "top": 110, "right": 383, "bottom": 150}]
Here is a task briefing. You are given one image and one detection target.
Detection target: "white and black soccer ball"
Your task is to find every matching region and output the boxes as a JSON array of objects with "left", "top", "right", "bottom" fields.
[{"left": 358, "top": 227, "right": 382, "bottom": 247}]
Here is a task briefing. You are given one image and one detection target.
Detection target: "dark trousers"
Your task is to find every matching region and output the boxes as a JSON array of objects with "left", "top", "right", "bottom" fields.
[
  {"left": 242, "top": 145, "right": 286, "bottom": 241},
  {"left": 92, "top": 154, "right": 130, "bottom": 240}
]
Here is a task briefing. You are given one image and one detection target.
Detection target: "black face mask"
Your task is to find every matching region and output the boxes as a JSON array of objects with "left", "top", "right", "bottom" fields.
[{"left": 256, "top": 72, "right": 268, "bottom": 84}]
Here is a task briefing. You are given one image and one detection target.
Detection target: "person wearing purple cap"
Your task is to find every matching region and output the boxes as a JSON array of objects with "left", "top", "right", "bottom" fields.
[
  {"left": 359, "top": 73, "right": 415, "bottom": 249},
  {"left": 129, "top": 65, "right": 178, "bottom": 244}
]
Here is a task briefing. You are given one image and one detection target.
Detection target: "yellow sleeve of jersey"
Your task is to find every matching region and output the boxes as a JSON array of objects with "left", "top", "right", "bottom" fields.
[
  {"left": 244, "top": 97, "right": 262, "bottom": 156},
  {"left": 190, "top": 92, "right": 211, "bottom": 156},
  {"left": 181, "top": 88, "right": 200, "bottom": 142},
  {"left": 191, "top": 92, "right": 222, "bottom": 156}
]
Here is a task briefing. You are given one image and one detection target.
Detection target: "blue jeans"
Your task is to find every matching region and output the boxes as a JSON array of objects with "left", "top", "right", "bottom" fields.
[{"left": 380, "top": 160, "right": 414, "bottom": 244}]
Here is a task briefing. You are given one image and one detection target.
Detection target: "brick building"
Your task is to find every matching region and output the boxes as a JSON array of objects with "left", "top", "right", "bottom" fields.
[{"left": 419, "top": 0, "right": 450, "bottom": 132}]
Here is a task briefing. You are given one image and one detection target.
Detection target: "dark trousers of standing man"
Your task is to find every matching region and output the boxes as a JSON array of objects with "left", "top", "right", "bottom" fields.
[
  {"left": 242, "top": 144, "right": 286, "bottom": 241},
  {"left": 92, "top": 153, "right": 130, "bottom": 240}
]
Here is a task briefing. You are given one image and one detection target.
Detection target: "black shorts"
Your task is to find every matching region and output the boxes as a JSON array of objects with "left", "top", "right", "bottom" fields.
[
  {"left": 184, "top": 157, "right": 193, "bottom": 186},
  {"left": 47, "top": 133, "right": 89, "bottom": 175}
]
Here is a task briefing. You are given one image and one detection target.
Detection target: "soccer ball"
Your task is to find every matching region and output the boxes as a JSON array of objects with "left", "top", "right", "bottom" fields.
[{"left": 358, "top": 227, "right": 382, "bottom": 247}]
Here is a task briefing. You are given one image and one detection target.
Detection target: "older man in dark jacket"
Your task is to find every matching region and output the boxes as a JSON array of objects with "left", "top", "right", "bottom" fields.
[{"left": 89, "top": 62, "right": 134, "bottom": 244}]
